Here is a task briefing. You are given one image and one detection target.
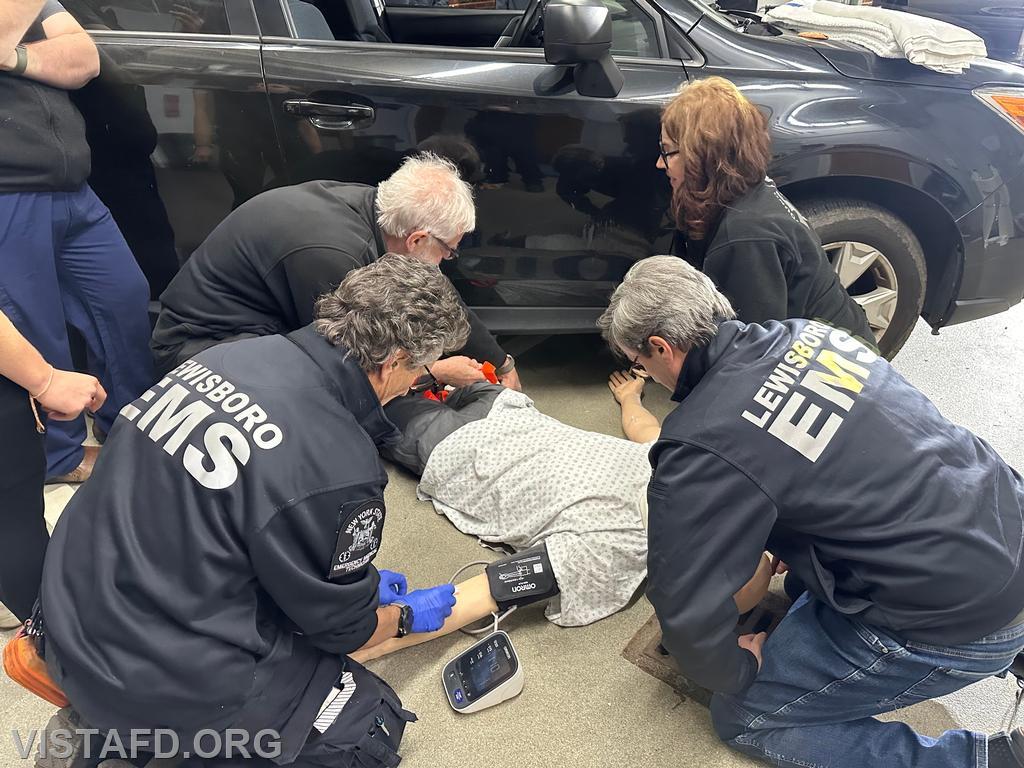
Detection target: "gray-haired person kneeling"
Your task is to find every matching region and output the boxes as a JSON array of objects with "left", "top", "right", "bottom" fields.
[
  {"left": 600, "top": 255, "right": 1024, "bottom": 768},
  {"left": 152, "top": 152, "right": 521, "bottom": 391},
  {"left": 37, "top": 256, "right": 470, "bottom": 767}
]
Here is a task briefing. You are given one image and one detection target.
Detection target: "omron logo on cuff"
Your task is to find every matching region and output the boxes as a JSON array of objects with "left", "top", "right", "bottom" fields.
[{"left": 485, "top": 544, "right": 559, "bottom": 611}]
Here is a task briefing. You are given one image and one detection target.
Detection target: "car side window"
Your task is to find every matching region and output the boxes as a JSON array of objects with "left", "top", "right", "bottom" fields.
[
  {"left": 63, "top": 0, "right": 252, "bottom": 35},
  {"left": 384, "top": 0, "right": 529, "bottom": 6},
  {"left": 285, "top": 0, "right": 659, "bottom": 56},
  {"left": 374, "top": 0, "right": 659, "bottom": 57},
  {"left": 599, "top": 0, "right": 659, "bottom": 58}
]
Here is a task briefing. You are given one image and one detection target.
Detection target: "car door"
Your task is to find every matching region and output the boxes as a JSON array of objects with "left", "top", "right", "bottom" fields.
[
  {"left": 63, "top": 0, "right": 282, "bottom": 299},
  {"left": 256, "top": 0, "right": 686, "bottom": 334}
]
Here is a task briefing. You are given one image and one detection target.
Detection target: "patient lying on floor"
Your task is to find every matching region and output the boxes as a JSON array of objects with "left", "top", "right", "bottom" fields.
[{"left": 382, "top": 376, "right": 770, "bottom": 630}]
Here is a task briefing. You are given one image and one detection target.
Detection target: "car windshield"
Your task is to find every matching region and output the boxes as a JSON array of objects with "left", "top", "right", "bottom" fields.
[
  {"left": 695, "top": 0, "right": 748, "bottom": 27},
  {"left": 694, "top": 0, "right": 783, "bottom": 34}
]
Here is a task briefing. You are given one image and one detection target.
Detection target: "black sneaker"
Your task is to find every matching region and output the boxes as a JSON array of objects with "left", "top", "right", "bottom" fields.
[
  {"left": 989, "top": 727, "right": 1024, "bottom": 768},
  {"left": 35, "top": 708, "right": 100, "bottom": 768},
  {"left": 1011, "top": 652, "right": 1024, "bottom": 682}
]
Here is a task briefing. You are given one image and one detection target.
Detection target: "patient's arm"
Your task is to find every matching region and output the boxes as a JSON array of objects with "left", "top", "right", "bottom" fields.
[
  {"left": 734, "top": 554, "right": 773, "bottom": 614},
  {"left": 608, "top": 371, "right": 661, "bottom": 443},
  {"left": 351, "top": 555, "right": 774, "bottom": 663},
  {"left": 351, "top": 574, "right": 497, "bottom": 663},
  {"left": 355, "top": 605, "right": 402, "bottom": 653}
]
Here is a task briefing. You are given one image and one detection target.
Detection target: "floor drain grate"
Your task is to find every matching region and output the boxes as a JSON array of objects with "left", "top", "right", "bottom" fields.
[{"left": 622, "top": 593, "right": 790, "bottom": 707}]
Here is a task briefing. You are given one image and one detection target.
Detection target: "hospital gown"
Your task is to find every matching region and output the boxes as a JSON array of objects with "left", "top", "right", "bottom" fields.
[{"left": 417, "top": 389, "right": 652, "bottom": 627}]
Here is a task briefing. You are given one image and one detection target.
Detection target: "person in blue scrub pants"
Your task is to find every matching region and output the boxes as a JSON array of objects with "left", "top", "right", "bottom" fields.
[{"left": 0, "top": 0, "right": 152, "bottom": 482}]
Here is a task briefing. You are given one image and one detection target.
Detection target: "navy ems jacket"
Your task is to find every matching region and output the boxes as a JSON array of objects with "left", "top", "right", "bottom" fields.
[
  {"left": 42, "top": 325, "right": 398, "bottom": 759},
  {"left": 648, "top": 319, "right": 1024, "bottom": 695}
]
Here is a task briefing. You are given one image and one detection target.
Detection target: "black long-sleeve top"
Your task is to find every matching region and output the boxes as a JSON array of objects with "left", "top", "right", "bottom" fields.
[
  {"left": 152, "top": 181, "right": 505, "bottom": 370},
  {"left": 671, "top": 179, "right": 874, "bottom": 344}
]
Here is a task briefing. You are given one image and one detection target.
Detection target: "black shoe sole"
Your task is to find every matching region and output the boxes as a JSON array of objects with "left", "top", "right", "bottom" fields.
[{"left": 35, "top": 708, "right": 101, "bottom": 768}]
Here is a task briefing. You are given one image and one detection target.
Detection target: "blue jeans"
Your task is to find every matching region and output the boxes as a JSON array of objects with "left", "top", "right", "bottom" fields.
[
  {"left": 0, "top": 186, "right": 153, "bottom": 476},
  {"left": 711, "top": 595, "right": 1024, "bottom": 768}
]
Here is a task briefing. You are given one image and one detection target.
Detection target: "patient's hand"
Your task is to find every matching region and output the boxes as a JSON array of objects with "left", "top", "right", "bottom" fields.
[
  {"left": 608, "top": 370, "right": 646, "bottom": 404},
  {"left": 429, "top": 356, "right": 487, "bottom": 387}
]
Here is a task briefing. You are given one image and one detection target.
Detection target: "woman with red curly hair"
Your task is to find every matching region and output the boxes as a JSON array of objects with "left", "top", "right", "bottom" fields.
[{"left": 660, "top": 77, "right": 873, "bottom": 343}]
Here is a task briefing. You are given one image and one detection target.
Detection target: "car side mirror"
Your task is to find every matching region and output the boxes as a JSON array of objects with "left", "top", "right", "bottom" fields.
[{"left": 544, "top": 0, "right": 624, "bottom": 99}]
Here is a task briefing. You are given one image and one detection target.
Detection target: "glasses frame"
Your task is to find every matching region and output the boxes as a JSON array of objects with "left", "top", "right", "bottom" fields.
[
  {"left": 429, "top": 233, "right": 460, "bottom": 261},
  {"left": 628, "top": 352, "right": 648, "bottom": 378},
  {"left": 658, "top": 143, "right": 680, "bottom": 166}
]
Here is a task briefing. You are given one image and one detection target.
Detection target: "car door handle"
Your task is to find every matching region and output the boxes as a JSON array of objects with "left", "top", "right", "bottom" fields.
[{"left": 282, "top": 100, "right": 375, "bottom": 131}]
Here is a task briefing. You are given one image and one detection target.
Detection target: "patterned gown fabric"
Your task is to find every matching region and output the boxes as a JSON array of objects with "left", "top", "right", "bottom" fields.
[{"left": 418, "top": 389, "right": 652, "bottom": 626}]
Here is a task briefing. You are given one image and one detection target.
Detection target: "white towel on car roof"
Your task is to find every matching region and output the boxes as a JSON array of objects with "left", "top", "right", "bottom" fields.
[{"left": 766, "top": 0, "right": 987, "bottom": 74}]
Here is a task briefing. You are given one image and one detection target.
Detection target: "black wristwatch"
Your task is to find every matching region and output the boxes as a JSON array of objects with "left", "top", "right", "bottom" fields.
[{"left": 394, "top": 602, "right": 413, "bottom": 638}]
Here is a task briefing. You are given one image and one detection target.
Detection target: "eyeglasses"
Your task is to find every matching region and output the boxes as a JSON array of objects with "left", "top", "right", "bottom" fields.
[
  {"left": 658, "top": 143, "right": 680, "bottom": 166},
  {"left": 429, "top": 233, "right": 460, "bottom": 261},
  {"left": 410, "top": 365, "right": 439, "bottom": 394},
  {"left": 628, "top": 352, "right": 647, "bottom": 377}
]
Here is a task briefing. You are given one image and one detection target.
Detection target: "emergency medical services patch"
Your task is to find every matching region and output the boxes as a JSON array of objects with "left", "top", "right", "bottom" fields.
[{"left": 329, "top": 499, "right": 385, "bottom": 580}]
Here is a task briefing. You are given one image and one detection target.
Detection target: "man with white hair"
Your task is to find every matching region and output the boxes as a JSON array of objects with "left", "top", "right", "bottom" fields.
[
  {"left": 599, "top": 255, "right": 1024, "bottom": 768},
  {"left": 151, "top": 153, "right": 520, "bottom": 389}
]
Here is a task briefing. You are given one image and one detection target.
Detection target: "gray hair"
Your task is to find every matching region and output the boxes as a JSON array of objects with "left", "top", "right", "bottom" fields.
[
  {"left": 314, "top": 255, "right": 470, "bottom": 372},
  {"left": 376, "top": 152, "right": 476, "bottom": 241},
  {"left": 598, "top": 256, "right": 736, "bottom": 356}
]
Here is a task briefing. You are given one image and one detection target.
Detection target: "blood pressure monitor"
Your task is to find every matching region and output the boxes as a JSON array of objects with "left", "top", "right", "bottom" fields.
[{"left": 442, "top": 630, "right": 524, "bottom": 713}]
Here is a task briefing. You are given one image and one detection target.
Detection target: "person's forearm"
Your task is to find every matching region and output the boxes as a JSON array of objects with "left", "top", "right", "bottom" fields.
[
  {"left": 619, "top": 395, "right": 661, "bottom": 443},
  {"left": 351, "top": 574, "right": 497, "bottom": 663},
  {"left": 357, "top": 605, "right": 402, "bottom": 651},
  {"left": 18, "top": 32, "right": 100, "bottom": 89},
  {"left": 0, "top": 0, "right": 45, "bottom": 56},
  {"left": 0, "top": 311, "right": 53, "bottom": 394},
  {"left": 733, "top": 554, "right": 772, "bottom": 614},
  {"left": 456, "top": 306, "right": 506, "bottom": 367}
]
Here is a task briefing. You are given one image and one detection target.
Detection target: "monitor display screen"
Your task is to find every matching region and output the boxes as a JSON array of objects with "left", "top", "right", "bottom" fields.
[{"left": 459, "top": 636, "right": 515, "bottom": 700}]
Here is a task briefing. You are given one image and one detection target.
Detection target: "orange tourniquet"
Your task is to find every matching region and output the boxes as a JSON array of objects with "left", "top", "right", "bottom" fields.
[{"left": 3, "top": 628, "right": 69, "bottom": 707}]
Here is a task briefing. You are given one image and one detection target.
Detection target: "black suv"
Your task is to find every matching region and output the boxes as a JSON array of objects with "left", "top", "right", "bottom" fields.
[{"left": 65, "top": 0, "right": 1024, "bottom": 356}]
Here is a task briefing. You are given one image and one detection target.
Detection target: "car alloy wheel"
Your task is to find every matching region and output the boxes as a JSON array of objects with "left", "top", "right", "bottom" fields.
[
  {"left": 800, "top": 197, "right": 926, "bottom": 359},
  {"left": 822, "top": 240, "right": 900, "bottom": 342}
]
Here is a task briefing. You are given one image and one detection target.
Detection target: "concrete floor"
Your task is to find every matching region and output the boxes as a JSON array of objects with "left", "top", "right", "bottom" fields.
[{"left": 2, "top": 304, "right": 1023, "bottom": 767}]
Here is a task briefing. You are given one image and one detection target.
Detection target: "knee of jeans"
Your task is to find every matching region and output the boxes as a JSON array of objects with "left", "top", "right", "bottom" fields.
[{"left": 710, "top": 693, "right": 753, "bottom": 743}]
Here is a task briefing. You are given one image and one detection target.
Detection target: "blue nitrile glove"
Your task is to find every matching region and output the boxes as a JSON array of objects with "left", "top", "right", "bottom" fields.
[
  {"left": 403, "top": 584, "right": 457, "bottom": 633},
  {"left": 377, "top": 570, "right": 408, "bottom": 606}
]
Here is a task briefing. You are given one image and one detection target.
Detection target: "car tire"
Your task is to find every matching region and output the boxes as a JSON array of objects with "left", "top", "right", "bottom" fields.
[{"left": 800, "top": 198, "right": 926, "bottom": 359}]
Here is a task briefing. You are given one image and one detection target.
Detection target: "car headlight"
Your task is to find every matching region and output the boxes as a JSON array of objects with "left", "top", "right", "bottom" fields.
[{"left": 975, "top": 87, "right": 1024, "bottom": 133}]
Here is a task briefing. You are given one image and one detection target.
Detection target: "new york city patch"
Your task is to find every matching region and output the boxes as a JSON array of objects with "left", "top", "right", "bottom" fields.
[{"left": 329, "top": 498, "right": 386, "bottom": 580}]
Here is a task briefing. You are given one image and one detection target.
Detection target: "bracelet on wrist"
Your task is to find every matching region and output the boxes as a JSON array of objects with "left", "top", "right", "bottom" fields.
[{"left": 31, "top": 364, "right": 55, "bottom": 400}]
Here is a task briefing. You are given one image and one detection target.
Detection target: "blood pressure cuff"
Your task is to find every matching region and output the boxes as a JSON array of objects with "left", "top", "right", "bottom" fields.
[
  {"left": 486, "top": 544, "right": 560, "bottom": 612},
  {"left": 382, "top": 383, "right": 505, "bottom": 475}
]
